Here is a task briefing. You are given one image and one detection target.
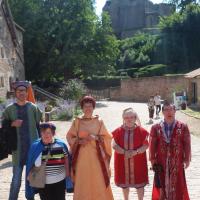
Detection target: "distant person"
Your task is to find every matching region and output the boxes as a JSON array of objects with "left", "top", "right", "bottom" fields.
[
  {"left": 149, "top": 101, "right": 191, "bottom": 200},
  {"left": 112, "top": 108, "right": 149, "bottom": 200},
  {"left": 154, "top": 93, "right": 161, "bottom": 118},
  {"left": 1, "top": 81, "right": 42, "bottom": 200},
  {"left": 147, "top": 96, "right": 155, "bottom": 124}
]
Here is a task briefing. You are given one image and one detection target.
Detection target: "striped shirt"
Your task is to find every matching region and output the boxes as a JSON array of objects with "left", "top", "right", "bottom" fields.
[{"left": 35, "top": 142, "right": 67, "bottom": 184}]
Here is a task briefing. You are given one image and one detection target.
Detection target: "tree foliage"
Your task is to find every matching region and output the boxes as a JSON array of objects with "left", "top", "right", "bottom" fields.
[
  {"left": 117, "top": 33, "right": 158, "bottom": 69},
  {"left": 9, "top": 0, "right": 118, "bottom": 81},
  {"left": 164, "top": 0, "right": 197, "bottom": 11},
  {"left": 59, "top": 79, "right": 86, "bottom": 101},
  {"left": 157, "top": 4, "right": 200, "bottom": 69}
]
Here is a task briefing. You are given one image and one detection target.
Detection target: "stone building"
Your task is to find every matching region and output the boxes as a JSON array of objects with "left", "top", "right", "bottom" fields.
[
  {"left": 103, "top": 0, "right": 175, "bottom": 38},
  {"left": 185, "top": 68, "right": 200, "bottom": 106},
  {"left": 0, "top": 0, "right": 25, "bottom": 100}
]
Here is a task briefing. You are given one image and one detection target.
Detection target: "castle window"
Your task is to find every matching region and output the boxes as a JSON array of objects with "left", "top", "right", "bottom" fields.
[{"left": 0, "top": 76, "right": 5, "bottom": 88}]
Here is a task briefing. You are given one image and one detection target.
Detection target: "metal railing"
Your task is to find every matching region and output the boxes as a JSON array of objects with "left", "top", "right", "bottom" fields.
[{"left": 33, "top": 85, "right": 63, "bottom": 102}]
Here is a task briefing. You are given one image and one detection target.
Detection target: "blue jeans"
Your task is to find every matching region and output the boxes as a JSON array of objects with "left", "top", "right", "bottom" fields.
[{"left": 9, "top": 166, "right": 34, "bottom": 200}]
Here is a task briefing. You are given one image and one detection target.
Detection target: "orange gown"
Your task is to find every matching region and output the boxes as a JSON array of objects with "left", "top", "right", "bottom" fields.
[{"left": 66, "top": 115, "right": 114, "bottom": 200}]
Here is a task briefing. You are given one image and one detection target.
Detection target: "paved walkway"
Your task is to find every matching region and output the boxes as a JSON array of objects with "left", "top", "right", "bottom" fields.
[{"left": 0, "top": 101, "right": 200, "bottom": 199}]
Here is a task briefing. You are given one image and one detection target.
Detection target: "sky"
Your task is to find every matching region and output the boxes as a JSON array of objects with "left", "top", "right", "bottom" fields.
[{"left": 95, "top": 0, "right": 164, "bottom": 16}]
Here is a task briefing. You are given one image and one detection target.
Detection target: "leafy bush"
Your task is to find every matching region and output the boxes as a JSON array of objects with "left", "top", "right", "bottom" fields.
[
  {"left": 84, "top": 76, "right": 126, "bottom": 89},
  {"left": 50, "top": 100, "right": 76, "bottom": 121},
  {"left": 51, "top": 110, "right": 73, "bottom": 121},
  {"left": 118, "top": 33, "right": 158, "bottom": 69},
  {"left": 73, "top": 106, "right": 82, "bottom": 117},
  {"left": 117, "top": 68, "right": 138, "bottom": 77},
  {"left": 0, "top": 98, "right": 5, "bottom": 104},
  {"left": 59, "top": 79, "right": 86, "bottom": 101}
]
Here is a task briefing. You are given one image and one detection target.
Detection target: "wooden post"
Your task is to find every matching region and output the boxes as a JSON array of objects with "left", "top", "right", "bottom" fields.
[{"left": 45, "top": 112, "right": 51, "bottom": 122}]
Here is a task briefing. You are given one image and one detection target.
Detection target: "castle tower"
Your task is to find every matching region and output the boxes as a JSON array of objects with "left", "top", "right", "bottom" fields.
[{"left": 103, "top": 0, "right": 175, "bottom": 38}]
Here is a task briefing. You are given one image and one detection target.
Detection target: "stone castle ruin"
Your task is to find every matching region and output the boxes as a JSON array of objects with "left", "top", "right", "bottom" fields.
[{"left": 103, "top": 0, "right": 175, "bottom": 38}]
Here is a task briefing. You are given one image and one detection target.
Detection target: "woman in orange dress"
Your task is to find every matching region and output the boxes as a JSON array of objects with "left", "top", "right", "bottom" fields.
[
  {"left": 66, "top": 96, "right": 114, "bottom": 200},
  {"left": 112, "top": 108, "right": 149, "bottom": 200}
]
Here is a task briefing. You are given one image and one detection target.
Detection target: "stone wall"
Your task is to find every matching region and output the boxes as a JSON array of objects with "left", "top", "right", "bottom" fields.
[
  {"left": 0, "top": 1, "right": 25, "bottom": 99},
  {"left": 110, "top": 75, "right": 189, "bottom": 102}
]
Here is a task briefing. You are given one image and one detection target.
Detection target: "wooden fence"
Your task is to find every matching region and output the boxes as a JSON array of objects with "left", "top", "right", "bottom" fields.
[{"left": 86, "top": 88, "right": 110, "bottom": 100}]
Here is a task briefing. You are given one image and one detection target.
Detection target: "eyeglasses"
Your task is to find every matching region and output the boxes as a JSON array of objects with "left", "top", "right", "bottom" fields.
[{"left": 16, "top": 89, "right": 27, "bottom": 92}]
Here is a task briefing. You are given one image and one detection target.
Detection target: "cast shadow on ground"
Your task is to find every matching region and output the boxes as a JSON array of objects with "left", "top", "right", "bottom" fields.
[
  {"left": 145, "top": 122, "right": 154, "bottom": 125},
  {"left": 96, "top": 102, "right": 108, "bottom": 108},
  {"left": 0, "top": 161, "right": 12, "bottom": 170}
]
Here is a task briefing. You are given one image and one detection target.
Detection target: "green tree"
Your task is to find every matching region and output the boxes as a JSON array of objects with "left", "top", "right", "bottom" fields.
[
  {"left": 82, "top": 12, "right": 119, "bottom": 78},
  {"left": 118, "top": 33, "right": 158, "bottom": 69},
  {"left": 157, "top": 4, "right": 200, "bottom": 70},
  {"left": 164, "top": 0, "right": 197, "bottom": 10},
  {"left": 9, "top": 0, "right": 119, "bottom": 81}
]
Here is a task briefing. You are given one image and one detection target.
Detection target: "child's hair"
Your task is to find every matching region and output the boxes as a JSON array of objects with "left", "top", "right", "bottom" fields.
[
  {"left": 162, "top": 100, "right": 176, "bottom": 111},
  {"left": 40, "top": 122, "right": 56, "bottom": 135}
]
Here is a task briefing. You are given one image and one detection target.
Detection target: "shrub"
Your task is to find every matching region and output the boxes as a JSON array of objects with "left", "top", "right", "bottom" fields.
[
  {"left": 51, "top": 109, "right": 73, "bottom": 121},
  {"left": 84, "top": 76, "right": 125, "bottom": 89},
  {"left": 50, "top": 101, "right": 76, "bottom": 121},
  {"left": 59, "top": 79, "right": 86, "bottom": 101},
  {"left": 73, "top": 106, "right": 82, "bottom": 117},
  {"left": 0, "top": 98, "right": 5, "bottom": 104}
]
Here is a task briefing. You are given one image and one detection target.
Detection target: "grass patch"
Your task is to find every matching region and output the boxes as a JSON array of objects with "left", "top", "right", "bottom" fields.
[
  {"left": 181, "top": 107, "right": 200, "bottom": 119},
  {"left": 117, "top": 64, "right": 195, "bottom": 78},
  {"left": 118, "top": 64, "right": 172, "bottom": 77},
  {"left": 135, "top": 64, "right": 169, "bottom": 77}
]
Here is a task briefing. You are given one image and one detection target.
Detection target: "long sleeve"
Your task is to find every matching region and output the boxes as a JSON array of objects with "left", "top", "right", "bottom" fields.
[
  {"left": 112, "top": 139, "right": 125, "bottom": 154},
  {"left": 149, "top": 125, "right": 158, "bottom": 163},
  {"left": 183, "top": 124, "right": 191, "bottom": 163},
  {"left": 99, "top": 120, "right": 112, "bottom": 157},
  {"left": 66, "top": 119, "right": 79, "bottom": 148},
  {"left": 36, "top": 106, "right": 42, "bottom": 123}
]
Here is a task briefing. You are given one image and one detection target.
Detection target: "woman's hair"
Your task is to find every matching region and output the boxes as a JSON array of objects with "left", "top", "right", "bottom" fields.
[
  {"left": 122, "top": 108, "right": 141, "bottom": 126},
  {"left": 40, "top": 123, "right": 56, "bottom": 135},
  {"left": 80, "top": 96, "right": 96, "bottom": 109}
]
